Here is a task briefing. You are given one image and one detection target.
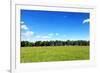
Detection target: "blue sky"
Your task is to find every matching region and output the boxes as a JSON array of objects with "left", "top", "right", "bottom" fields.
[{"left": 20, "top": 9, "right": 90, "bottom": 42}]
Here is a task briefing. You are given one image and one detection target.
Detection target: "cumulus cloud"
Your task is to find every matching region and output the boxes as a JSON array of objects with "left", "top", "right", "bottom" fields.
[
  {"left": 83, "top": 18, "right": 90, "bottom": 24},
  {"left": 21, "top": 25, "right": 29, "bottom": 30},
  {"left": 22, "top": 31, "right": 34, "bottom": 37},
  {"left": 21, "top": 21, "right": 29, "bottom": 30},
  {"left": 21, "top": 31, "right": 61, "bottom": 42},
  {"left": 21, "top": 31, "right": 35, "bottom": 41},
  {"left": 20, "top": 21, "right": 35, "bottom": 41}
]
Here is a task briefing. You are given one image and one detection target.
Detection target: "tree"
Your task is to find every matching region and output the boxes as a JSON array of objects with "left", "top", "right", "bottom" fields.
[{"left": 21, "top": 40, "right": 89, "bottom": 47}]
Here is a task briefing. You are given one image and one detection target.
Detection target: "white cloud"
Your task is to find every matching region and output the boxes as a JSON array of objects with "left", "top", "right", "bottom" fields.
[
  {"left": 34, "top": 33, "right": 60, "bottom": 41},
  {"left": 20, "top": 21, "right": 35, "bottom": 41},
  {"left": 21, "top": 25, "right": 29, "bottom": 30},
  {"left": 35, "top": 35, "right": 41, "bottom": 38},
  {"left": 21, "top": 21, "right": 29, "bottom": 30},
  {"left": 21, "top": 32, "right": 61, "bottom": 42},
  {"left": 21, "top": 21, "right": 24, "bottom": 24},
  {"left": 22, "top": 31, "right": 34, "bottom": 37},
  {"left": 83, "top": 18, "right": 90, "bottom": 24},
  {"left": 21, "top": 31, "right": 35, "bottom": 41},
  {"left": 21, "top": 32, "right": 52, "bottom": 42}
]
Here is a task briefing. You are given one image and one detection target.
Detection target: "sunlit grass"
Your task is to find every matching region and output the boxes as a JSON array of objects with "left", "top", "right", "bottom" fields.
[{"left": 21, "top": 46, "right": 89, "bottom": 63}]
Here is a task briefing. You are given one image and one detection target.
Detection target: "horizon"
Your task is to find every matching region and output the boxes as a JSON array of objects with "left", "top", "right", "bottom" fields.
[
  {"left": 21, "top": 40, "right": 90, "bottom": 43},
  {"left": 21, "top": 9, "right": 90, "bottom": 42}
]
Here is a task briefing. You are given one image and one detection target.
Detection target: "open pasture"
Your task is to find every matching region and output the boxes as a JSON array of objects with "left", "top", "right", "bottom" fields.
[{"left": 21, "top": 46, "right": 89, "bottom": 63}]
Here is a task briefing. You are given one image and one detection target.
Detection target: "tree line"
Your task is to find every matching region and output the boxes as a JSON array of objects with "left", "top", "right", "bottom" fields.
[{"left": 21, "top": 40, "right": 89, "bottom": 47}]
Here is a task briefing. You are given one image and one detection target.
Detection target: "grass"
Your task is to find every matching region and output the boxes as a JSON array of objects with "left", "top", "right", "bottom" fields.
[{"left": 20, "top": 46, "right": 89, "bottom": 63}]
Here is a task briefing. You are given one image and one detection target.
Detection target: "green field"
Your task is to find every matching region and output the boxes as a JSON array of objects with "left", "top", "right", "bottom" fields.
[{"left": 21, "top": 46, "right": 89, "bottom": 63}]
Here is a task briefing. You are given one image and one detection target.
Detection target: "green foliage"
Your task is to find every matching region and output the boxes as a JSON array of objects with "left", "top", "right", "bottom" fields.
[
  {"left": 21, "top": 40, "right": 89, "bottom": 47},
  {"left": 21, "top": 46, "right": 89, "bottom": 63}
]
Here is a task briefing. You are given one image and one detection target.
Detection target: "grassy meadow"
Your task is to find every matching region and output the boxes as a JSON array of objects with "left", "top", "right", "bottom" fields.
[{"left": 20, "top": 46, "right": 89, "bottom": 63}]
